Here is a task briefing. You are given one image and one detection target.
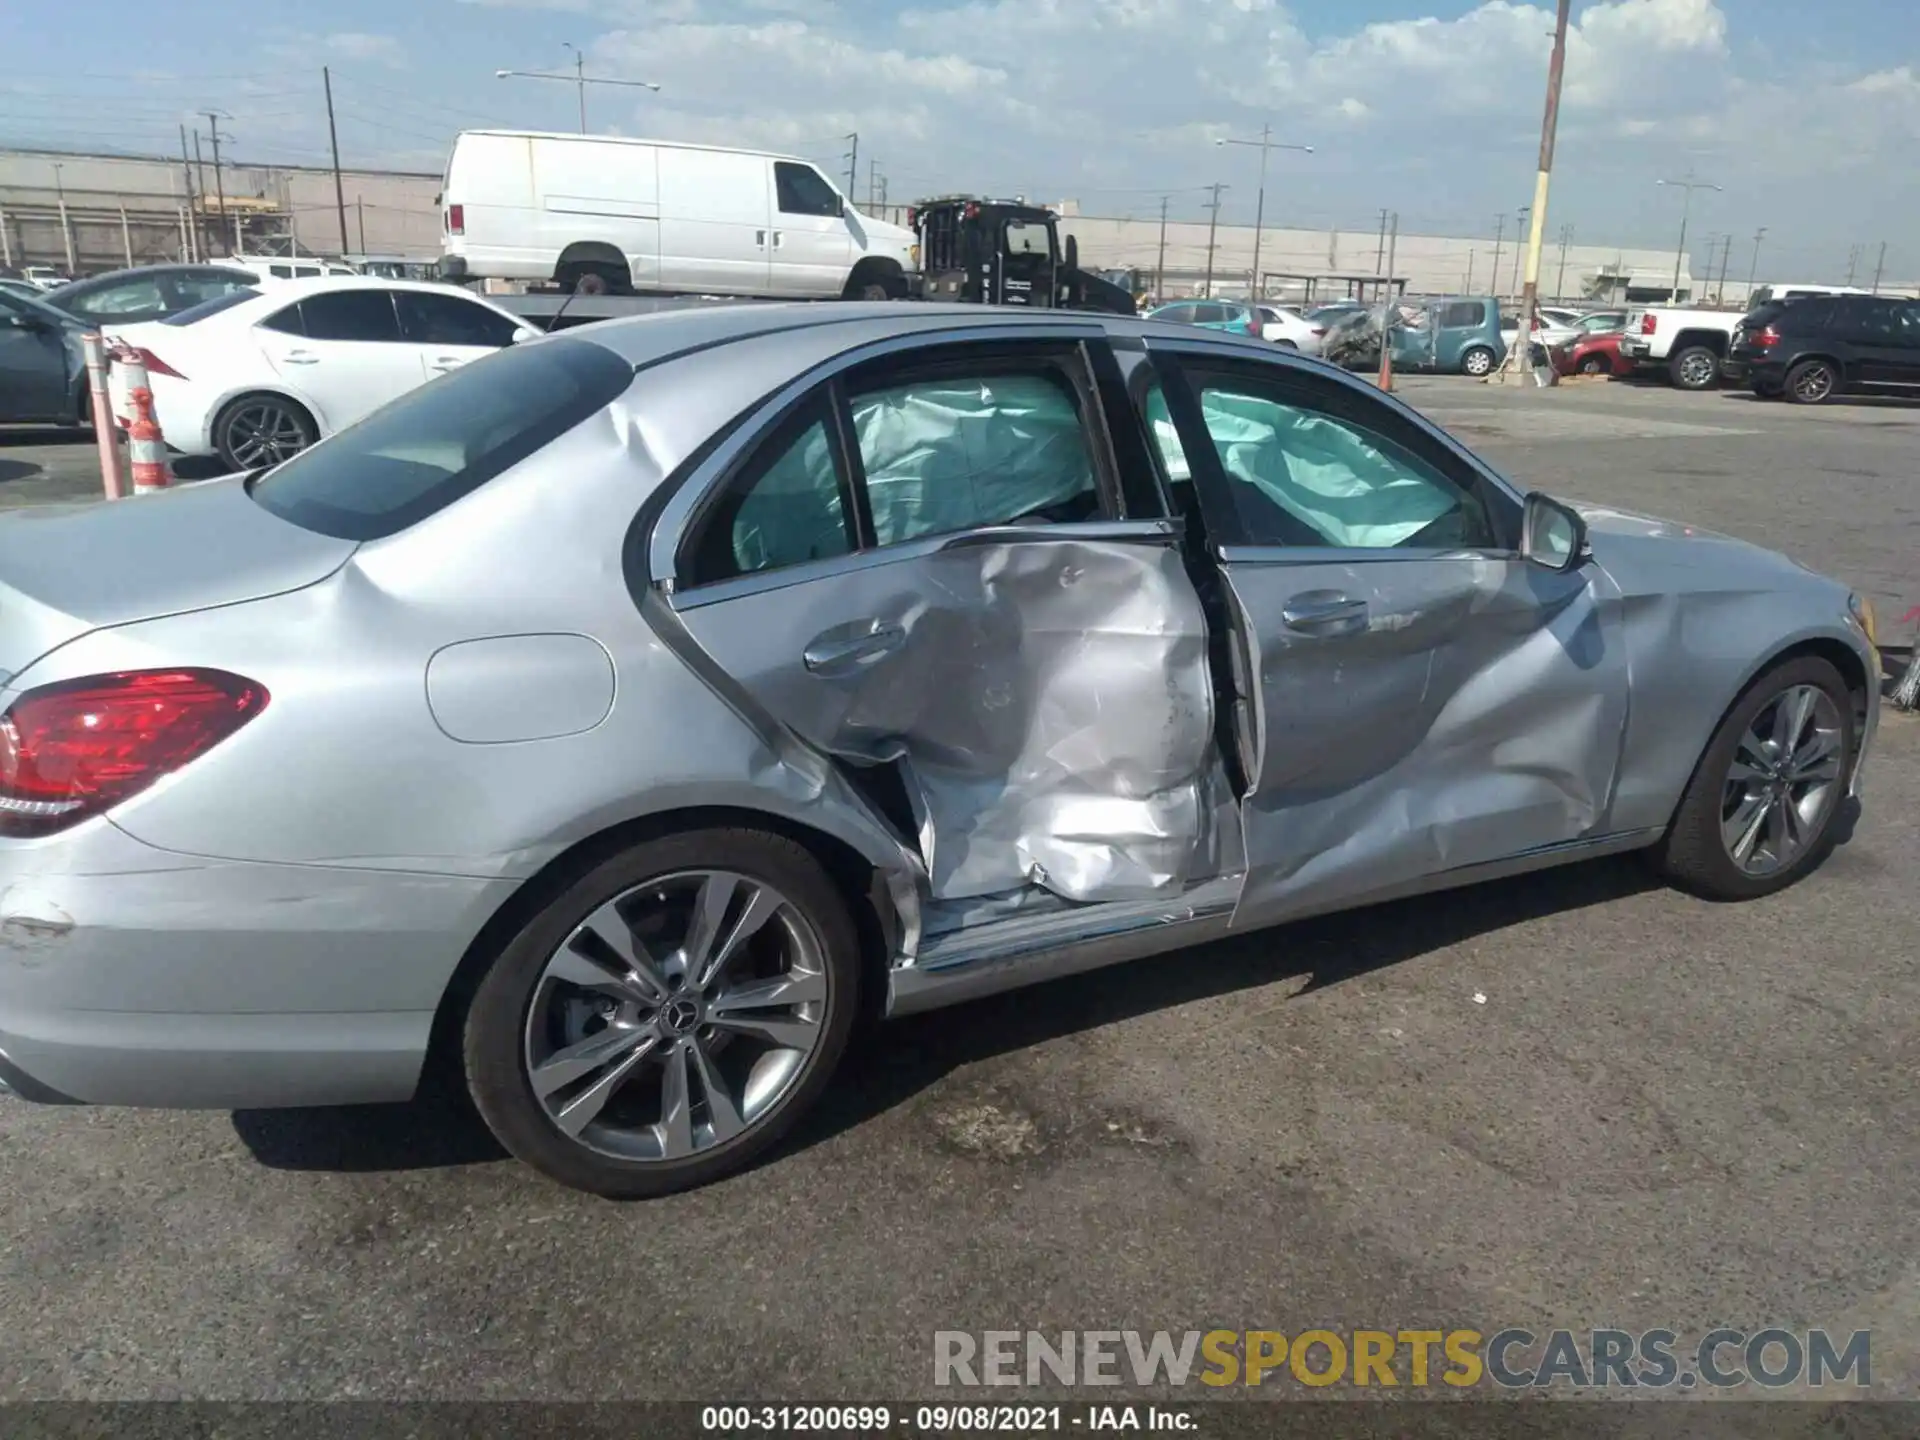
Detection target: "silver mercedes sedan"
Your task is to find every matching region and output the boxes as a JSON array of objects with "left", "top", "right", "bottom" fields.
[{"left": 0, "top": 304, "right": 1881, "bottom": 1198}]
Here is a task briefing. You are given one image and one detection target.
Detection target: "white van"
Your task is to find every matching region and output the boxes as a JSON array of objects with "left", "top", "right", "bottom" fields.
[
  {"left": 1748, "top": 282, "right": 1872, "bottom": 307},
  {"left": 438, "top": 130, "right": 918, "bottom": 301}
]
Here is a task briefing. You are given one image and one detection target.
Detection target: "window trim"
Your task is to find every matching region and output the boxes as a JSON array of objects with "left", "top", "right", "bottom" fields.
[
  {"left": 655, "top": 326, "right": 1125, "bottom": 599},
  {"left": 1145, "top": 341, "right": 1524, "bottom": 556}
]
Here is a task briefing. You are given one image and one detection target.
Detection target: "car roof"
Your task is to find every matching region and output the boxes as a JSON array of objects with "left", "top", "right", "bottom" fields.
[
  {"left": 52, "top": 263, "right": 257, "bottom": 294},
  {"left": 574, "top": 300, "right": 1282, "bottom": 369}
]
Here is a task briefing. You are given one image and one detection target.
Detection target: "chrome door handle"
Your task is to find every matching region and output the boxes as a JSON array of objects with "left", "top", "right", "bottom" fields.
[
  {"left": 430, "top": 355, "right": 465, "bottom": 371},
  {"left": 755, "top": 229, "right": 767, "bottom": 247},
  {"left": 772, "top": 231, "right": 784, "bottom": 248},
  {"left": 803, "top": 621, "right": 906, "bottom": 674},
  {"left": 281, "top": 352, "right": 319, "bottom": 364},
  {"left": 1280, "top": 590, "right": 1370, "bottom": 636}
]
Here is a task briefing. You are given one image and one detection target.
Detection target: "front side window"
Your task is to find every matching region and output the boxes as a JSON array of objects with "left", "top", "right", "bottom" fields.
[
  {"left": 1186, "top": 373, "right": 1496, "bottom": 550},
  {"left": 299, "top": 290, "right": 402, "bottom": 342},
  {"left": 395, "top": 291, "right": 520, "bottom": 348},
  {"left": 1438, "top": 301, "right": 1486, "bottom": 329},
  {"left": 774, "top": 162, "right": 842, "bottom": 218},
  {"left": 248, "top": 336, "right": 631, "bottom": 540},
  {"left": 171, "top": 272, "right": 255, "bottom": 308},
  {"left": 849, "top": 369, "right": 1099, "bottom": 545}
]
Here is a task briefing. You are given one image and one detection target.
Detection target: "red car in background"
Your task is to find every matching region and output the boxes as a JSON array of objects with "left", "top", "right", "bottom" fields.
[{"left": 1553, "top": 329, "right": 1633, "bottom": 378}]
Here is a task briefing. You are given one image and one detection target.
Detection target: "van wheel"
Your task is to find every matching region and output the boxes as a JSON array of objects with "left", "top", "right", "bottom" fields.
[
  {"left": 1460, "top": 345, "right": 1495, "bottom": 377},
  {"left": 562, "top": 261, "right": 630, "bottom": 297}
]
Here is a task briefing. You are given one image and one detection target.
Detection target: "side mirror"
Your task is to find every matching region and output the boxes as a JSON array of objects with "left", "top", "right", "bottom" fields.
[
  {"left": 1521, "top": 491, "right": 1588, "bottom": 572},
  {"left": 835, "top": 194, "right": 847, "bottom": 218},
  {"left": 511, "top": 325, "right": 541, "bottom": 344},
  {"left": 1064, "top": 233, "right": 1079, "bottom": 272}
]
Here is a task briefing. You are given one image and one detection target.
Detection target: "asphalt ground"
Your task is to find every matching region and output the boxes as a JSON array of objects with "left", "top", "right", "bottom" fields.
[{"left": 2, "top": 373, "right": 1918, "bottom": 1412}]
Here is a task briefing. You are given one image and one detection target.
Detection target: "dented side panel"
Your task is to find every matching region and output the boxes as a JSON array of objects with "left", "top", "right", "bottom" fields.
[
  {"left": 1225, "top": 551, "right": 1630, "bottom": 926},
  {"left": 671, "top": 529, "right": 1229, "bottom": 905}
]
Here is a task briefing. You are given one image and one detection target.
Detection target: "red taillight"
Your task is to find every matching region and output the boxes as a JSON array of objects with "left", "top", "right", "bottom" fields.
[
  {"left": 132, "top": 346, "right": 185, "bottom": 380},
  {"left": 1247, "top": 312, "right": 1262, "bottom": 338},
  {"left": 905, "top": 207, "right": 917, "bottom": 228},
  {"left": 0, "top": 669, "right": 268, "bottom": 837},
  {"left": 1755, "top": 326, "right": 1780, "bottom": 348},
  {"left": 447, "top": 203, "right": 465, "bottom": 236},
  {"left": 1639, "top": 313, "right": 1658, "bottom": 335},
  {"left": 1311, "top": 327, "right": 1326, "bottom": 336}
]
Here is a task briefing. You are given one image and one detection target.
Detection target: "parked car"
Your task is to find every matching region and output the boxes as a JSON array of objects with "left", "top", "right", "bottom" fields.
[
  {"left": 0, "top": 286, "right": 90, "bottom": 425},
  {"left": 1333, "top": 296, "right": 1508, "bottom": 376},
  {"left": 230, "top": 253, "right": 359, "bottom": 280},
  {"left": 439, "top": 130, "right": 918, "bottom": 300},
  {"left": 1145, "top": 298, "right": 1266, "bottom": 338},
  {"left": 1747, "top": 283, "right": 1871, "bottom": 309},
  {"left": 0, "top": 305, "right": 1880, "bottom": 1198},
  {"left": 1725, "top": 294, "right": 1920, "bottom": 404},
  {"left": 1254, "top": 303, "right": 1326, "bottom": 355},
  {"left": 1539, "top": 308, "right": 1628, "bottom": 350},
  {"left": 1552, "top": 329, "right": 1634, "bottom": 378},
  {"left": 101, "top": 277, "right": 538, "bottom": 469},
  {"left": 41, "top": 264, "right": 259, "bottom": 327},
  {"left": 21, "top": 265, "right": 70, "bottom": 290}
]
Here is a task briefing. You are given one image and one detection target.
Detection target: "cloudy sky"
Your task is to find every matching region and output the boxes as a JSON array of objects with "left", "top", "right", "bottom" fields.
[{"left": 4, "top": 0, "right": 1915, "bottom": 280}]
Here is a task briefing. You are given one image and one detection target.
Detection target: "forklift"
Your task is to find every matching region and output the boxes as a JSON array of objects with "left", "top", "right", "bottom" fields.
[{"left": 908, "top": 197, "right": 1137, "bottom": 315}]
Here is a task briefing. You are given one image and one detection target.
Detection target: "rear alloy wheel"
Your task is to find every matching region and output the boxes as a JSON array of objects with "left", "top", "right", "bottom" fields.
[
  {"left": 1461, "top": 345, "right": 1495, "bottom": 377},
  {"left": 214, "top": 394, "right": 316, "bottom": 470},
  {"left": 1669, "top": 344, "right": 1721, "bottom": 391},
  {"left": 1785, "top": 358, "right": 1839, "bottom": 405},
  {"left": 1652, "top": 656, "right": 1854, "bottom": 901},
  {"left": 464, "top": 829, "right": 861, "bottom": 1198}
]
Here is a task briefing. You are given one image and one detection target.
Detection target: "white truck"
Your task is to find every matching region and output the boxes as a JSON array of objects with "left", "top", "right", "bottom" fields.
[
  {"left": 438, "top": 130, "right": 918, "bottom": 302},
  {"left": 1619, "top": 284, "right": 1872, "bottom": 391}
]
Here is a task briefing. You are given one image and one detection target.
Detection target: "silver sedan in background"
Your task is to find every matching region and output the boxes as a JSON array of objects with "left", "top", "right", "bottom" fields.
[{"left": 0, "top": 304, "right": 1880, "bottom": 1198}]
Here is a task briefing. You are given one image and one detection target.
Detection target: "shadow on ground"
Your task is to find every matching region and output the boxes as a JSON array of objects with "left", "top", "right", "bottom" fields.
[{"left": 232, "top": 854, "right": 1662, "bottom": 1178}]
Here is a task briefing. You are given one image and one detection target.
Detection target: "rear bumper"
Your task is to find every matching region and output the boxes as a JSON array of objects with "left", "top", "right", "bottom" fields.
[
  {"left": 438, "top": 253, "right": 469, "bottom": 281},
  {"left": 0, "top": 823, "right": 513, "bottom": 1110}
]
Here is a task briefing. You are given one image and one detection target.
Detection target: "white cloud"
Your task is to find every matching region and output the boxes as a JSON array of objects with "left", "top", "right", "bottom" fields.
[{"left": 324, "top": 32, "right": 409, "bottom": 68}]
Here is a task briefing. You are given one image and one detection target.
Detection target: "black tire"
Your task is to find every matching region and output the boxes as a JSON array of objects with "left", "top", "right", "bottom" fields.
[
  {"left": 463, "top": 827, "right": 862, "bottom": 1199},
  {"left": 212, "top": 392, "right": 317, "bottom": 470},
  {"left": 1668, "top": 344, "right": 1722, "bottom": 391},
  {"left": 562, "top": 261, "right": 630, "bottom": 297},
  {"left": 1751, "top": 380, "right": 1784, "bottom": 400},
  {"left": 1784, "top": 358, "right": 1840, "bottom": 405},
  {"left": 1460, "top": 345, "right": 1495, "bottom": 377},
  {"left": 1651, "top": 656, "right": 1855, "bottom": 902},
  {"left": 1578, "top": 354, "right": 1608, "bottom": 376}
]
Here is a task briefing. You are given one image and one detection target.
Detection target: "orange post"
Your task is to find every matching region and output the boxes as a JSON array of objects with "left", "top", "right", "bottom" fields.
[{"left": 81, "top": 332, "right": 127, "bottom": 500}]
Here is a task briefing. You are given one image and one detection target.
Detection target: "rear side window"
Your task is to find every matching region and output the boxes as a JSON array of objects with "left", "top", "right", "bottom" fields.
[
  {"left": 1782, "top": 299, "right": 1836, "bottom": 334},
  {"left": 395, "top": 290, "right": 520, "bottom": 348},
  {"left": 299, "top": 290, "right": 401, "bottom": 342},
  {"left": 247, "top": 337, "right": 631, "bottom": 541},
  {"left": 1438, "top": 301, "right": 1486, "bottom": 328}
]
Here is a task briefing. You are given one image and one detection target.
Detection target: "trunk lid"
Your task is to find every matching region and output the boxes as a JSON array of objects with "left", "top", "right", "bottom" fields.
[{"left": 0, "top": 475, "right": 355, "bottom": 684}]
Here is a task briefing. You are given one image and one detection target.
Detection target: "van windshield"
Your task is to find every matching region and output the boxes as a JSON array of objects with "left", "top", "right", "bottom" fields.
[{"left": 248, "top": 336, "right": 632, "bottom": 540}]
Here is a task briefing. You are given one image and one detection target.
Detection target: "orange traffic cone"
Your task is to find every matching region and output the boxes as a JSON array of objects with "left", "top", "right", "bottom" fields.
[{"left": 126, "top": 385, "right": 173, "bottom": 495}]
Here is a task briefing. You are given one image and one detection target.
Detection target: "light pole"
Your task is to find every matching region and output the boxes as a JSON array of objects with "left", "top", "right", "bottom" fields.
[
  {"left": 1510, "top": 205, "right": 1530, "bottom": 298},
  {"left": 496, "top": 52, "right": 661, "bottom": 133},
  {"left": 1213, "top": 127, "right": 1312, "bottom": 300},
  {"left": 1202, "top": 182, "right": 1229, "bottom": 297},
  {"left": 1657, "top": 173, "right": 1721, "bottom": 303},
  {"left": 51, "top": 161, "right": 75, "bottom": 271},
  {"left": 1746, "top": 226, "right": 1767, "bottom": 305}
]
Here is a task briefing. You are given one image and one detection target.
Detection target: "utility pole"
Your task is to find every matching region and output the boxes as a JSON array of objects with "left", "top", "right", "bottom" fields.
[
  {"left": 1376, "top": 208, "right": 1388, "bottom": 274},
  {"left": 1490, "top": 213, "right": 1506, "bottom": 298},
  {"left": 1465, "top": 248, "right": 1475, "bottom": 292},
  {"left": 178, "top": 123, "right": 199, "bottom": 261},
  {"left": 192, "top": 129, "right": 208, "bottom": 261},
  {"left": 1499, "top": 0, "right": 1573, "bottom": 377},
  {"left": 869, "top": 158, "right": 878, "bottom": 207},
  {"left": 323, "top": 67, "right": 350, "bottom": 258},
  {"left": 1376, "top": 211, "right": 1400, "bottom": 389},
  {"left": 357, "top": 197, "right": 366, "bottom": 254},
  {"left": 1657, "top": 171, "right": 1721, "bottom": 302},
  {"left": 204, "top": 111, "right": 231, "bottom": 256},
  {"left": 1845, "top": 244, "right": 1861, "bottom": 287},
  {"left": 1214, "top": 126, "right": 1313, "bottom": 301},
  {"left": 1155, "top": 195, "right": 1169, "bottom": 300},
  {"left": 564, "top": 42, "right": 588, "bottom": 131},
  {"left": 844, "top": 133, "right": 858, "bottom": 195},
  {"left": 1202, "top": 182, "right": 1228, "bottom": 297},
  {"left": 1716, "top": 232, "right": 1733, "bottom": 300},
  {"left": 1555, "top": 222, "right": 1573, "bottom": 302},
  {"left": 1511, "top": 206, "right": 1530, "bottom": 298},
  {"left": 1872, "top": 240, "right": 1887, "bottom": 294},
  {"left": 51, "top": 163, "right": 74, "bottom": 272}
]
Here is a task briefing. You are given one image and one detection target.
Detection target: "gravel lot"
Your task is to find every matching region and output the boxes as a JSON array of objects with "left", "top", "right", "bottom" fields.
[{"left": 3, "top": 375, "right": 1917, "bottom": 1409}]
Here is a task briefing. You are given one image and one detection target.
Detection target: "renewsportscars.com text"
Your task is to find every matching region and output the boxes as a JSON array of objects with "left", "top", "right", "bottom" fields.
[{"left": 933, "top": 1328, "right": 1871, "bottom": 1390}]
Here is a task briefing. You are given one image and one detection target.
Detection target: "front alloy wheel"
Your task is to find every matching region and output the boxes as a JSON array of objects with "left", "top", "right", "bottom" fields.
[
  {"left": 217, "top": 396, "right": 314, "bottom": 468},
  {"left": 1720, "top": 684, "right": 1845, "bottom": 877},
  {"left": 465, "top": 829, "right": 860, "bottom": 1198},
  {"left": 1461, "top": 346, "right": 1495, "bottom": 377}
]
